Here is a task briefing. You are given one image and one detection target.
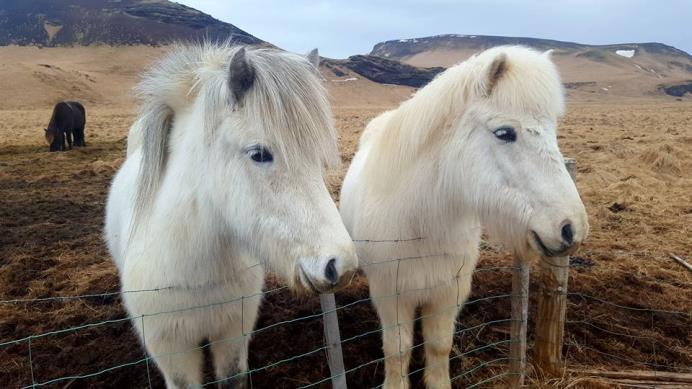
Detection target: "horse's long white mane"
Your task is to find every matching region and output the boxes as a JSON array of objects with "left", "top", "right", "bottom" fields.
[
  {"left": 131, "top": 42, "right": 338, "bottom": 221},
  {"left": 362, "top": 46, "right": 565, "bottom": 167}
]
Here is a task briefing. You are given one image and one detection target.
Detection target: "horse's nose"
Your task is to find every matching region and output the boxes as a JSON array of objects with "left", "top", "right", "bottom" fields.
[
  {"left": 324, "top": 258, "right": 338, "bottom": 285},
  {"left": 561, "top": 221, "right": 574, "bottom": 246},
  {"left": 299, "top": 253, "right": 357, "bottom": 293}
]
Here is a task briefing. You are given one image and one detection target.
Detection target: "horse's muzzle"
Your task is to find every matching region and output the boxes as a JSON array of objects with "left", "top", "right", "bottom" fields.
[
  {"left": 298, "top": 260, "right": 356, "bottom": 294},
  {"left": 530, "top": 230, "right": 580, "bottom": 258}
]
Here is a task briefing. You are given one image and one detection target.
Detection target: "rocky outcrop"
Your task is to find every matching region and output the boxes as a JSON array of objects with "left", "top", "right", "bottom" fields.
[
  {"left": 661, "top": 82, "right": 692, "bottom": 97},
  {"left": 328, "top": 55, "right": 444, "bottom": 88}
]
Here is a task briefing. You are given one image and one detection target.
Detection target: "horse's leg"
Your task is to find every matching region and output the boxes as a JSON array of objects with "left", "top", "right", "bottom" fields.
[
  {"left": 67, "top": 129, "right": 73, "bottom": 149},
  {"left": 145, "top": 323, "right": 204, "bottom": 389},
  {"left": 49, "top": 135, "right": 59, "bottom": 152},
  {"left": 76, "top": 126, "right": 85, "bottom": 146},
  {"left": 373, "top": 291, "right": 416, "bottom": 389},
  {"left": 73, "top": 125, "right": 81, "bottom": 146},
  {"left": 60, "top": 130, "right": 66, "bottom": 151},
  {"left": 210, "top": 296, "right": 260, "bottom": 388},
  {"left": 210, "top": 330, "right": 249, "bottom": 388},
  {"left": 420, "top": 291, "right": 460, "bottom": 389}
]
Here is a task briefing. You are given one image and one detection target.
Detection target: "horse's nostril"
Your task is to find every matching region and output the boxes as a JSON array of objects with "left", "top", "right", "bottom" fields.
[
  {"left": 561, "top": 223, "right": 574, "bottom": 246},
  {"left": 324, "top": 258, "right": 338, "bottom": 285}
]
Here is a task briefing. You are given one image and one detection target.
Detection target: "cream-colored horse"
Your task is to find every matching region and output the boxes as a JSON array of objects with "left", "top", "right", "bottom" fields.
[
  {"left": 105, "top": 44, "right": 357, "bottom": 388},
  {"left": 340, "top": 46, "right": 588, "bottom": 388}
]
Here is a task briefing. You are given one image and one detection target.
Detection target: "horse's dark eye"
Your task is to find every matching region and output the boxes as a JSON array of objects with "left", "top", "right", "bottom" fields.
[
  {"left": 249, "top": 147, "right": 273, "bottom": 163},
  {"left": 494, "top": 127, "right": 517, "bottom": 143}
]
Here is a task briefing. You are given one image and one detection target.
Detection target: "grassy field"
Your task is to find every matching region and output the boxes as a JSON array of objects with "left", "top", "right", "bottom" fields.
[{"left": 0, "top": 99, "right": 690, "bottom": 387}]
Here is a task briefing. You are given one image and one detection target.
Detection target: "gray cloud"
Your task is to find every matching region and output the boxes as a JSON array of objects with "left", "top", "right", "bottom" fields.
[{"left": 178, "top": 0, "right": 691, "bottom": 58}]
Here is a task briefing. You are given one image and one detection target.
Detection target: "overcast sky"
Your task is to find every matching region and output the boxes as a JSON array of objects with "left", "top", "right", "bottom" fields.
[{"left": 177, "top": 0, "right": 692, "bottom": 58}]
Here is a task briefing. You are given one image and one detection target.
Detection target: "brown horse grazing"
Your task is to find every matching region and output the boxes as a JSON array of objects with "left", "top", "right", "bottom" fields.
[{"left": 44, "top": 101, "right": 86, "bottom": 152}]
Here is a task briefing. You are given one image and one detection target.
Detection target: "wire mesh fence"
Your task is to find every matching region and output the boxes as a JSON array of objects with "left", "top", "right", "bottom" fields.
[
  {"left": 528, "top": 254, "right": 691, "bottom": 388},
  {"left": 1, "top": 239, "right": 521, "bottom": 388},
  {"left": 563, "top": 291, "right": 691, "bottom": 373},
  {"left": 1, "top": 241, "right": 690, "bottom": 388}
]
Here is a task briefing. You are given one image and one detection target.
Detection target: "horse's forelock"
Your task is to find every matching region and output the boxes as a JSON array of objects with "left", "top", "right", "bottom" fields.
[
  {"left": 473, "top": 46, "right": 565, "bottom": 118},
  {"left": 131, "top": 44, "right": 338, "bottom": 227},
  {"left": 241, "top": 49, "right": 339, "bottom": 170}
]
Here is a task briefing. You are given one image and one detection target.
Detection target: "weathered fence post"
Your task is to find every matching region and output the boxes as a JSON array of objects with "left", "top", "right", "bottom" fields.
[
  {"left": 509, "top": 254, "right": 530, "bottom": 387},
  {"left": 534, "top": 158, "right": 576, "bottom": 376},
  {"left": 320, "top": 293, "right": 347, "bottom": 389}
]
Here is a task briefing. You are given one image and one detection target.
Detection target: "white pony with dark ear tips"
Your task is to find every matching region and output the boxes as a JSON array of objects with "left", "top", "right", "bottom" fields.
[
  {"left": 340, "top": 46, "right": 589, "bottom": 388},
  {"left": 105, "top": 43, "right": 358, "bottom": 389}
]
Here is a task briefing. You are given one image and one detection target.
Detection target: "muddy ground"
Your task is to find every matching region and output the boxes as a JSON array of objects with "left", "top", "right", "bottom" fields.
[{"left": 0, "top": 102, "right": 690, "bottom": 388}]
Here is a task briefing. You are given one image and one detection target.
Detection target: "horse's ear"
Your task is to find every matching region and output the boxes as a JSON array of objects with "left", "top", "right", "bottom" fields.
[
  {"left": 485, "top": 52, "right": 508, "bottom": 96},
  {"left": 229, "top": 47, "right": 255, "bottom": 103},
  {"left": 543, "top": 49, "right": 554, "bottom": 58},
  {"left": 306, "top": 48, "right": 320, "bottom": 69}
]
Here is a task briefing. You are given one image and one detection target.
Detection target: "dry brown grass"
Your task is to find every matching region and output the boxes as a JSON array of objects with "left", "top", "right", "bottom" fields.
[{"left": 0, "top": 65, "right": 690, "bottom": 387}]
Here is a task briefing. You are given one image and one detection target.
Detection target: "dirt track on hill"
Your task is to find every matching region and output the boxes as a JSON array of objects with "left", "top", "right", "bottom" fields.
[{"left": 0, "top": 101, "right": 690, "bottom": 388}]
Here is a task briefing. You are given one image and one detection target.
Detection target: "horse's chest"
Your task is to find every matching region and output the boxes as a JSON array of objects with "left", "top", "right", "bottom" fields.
[
  {"left": 362, "top": 246, "right": 475, "bottom": 290},
  {"left": 124, "top": 250, "right": 258, "bottom": 292}
]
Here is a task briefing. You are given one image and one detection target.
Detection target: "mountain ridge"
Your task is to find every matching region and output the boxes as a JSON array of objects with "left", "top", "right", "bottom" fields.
[
  {"left": 369, "top": 34, "right": 692, "bottom": 97},
  {"left": 371, "top": 34, "right": 691, "bottom": 60},
  {"left": 0, "top": 0, "right": 262, "bottom": 46},
  {"left": 1, "top": 2, "right": 690, "bottom": 99}
]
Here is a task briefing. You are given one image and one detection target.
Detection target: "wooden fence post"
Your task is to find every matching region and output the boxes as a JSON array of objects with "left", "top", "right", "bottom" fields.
[
  {"left": 509, "top": 255, "right": 530, "bottom": 387},
  {"left": 534, "top": 158, "right": 576, "bottom": 376},
  {"left": 320, "top": 293, "right": 347, "bottom": 389}
]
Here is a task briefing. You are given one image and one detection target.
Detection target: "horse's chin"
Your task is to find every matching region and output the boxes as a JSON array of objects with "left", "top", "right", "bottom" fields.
[
  {"left": 295, "top": 265, "right": 320, "bottom": 294},
  {"left": 528, "top": 231, "right": 580, "bottom": 258},
  {"left": 294, "top": 265, "right": 355, "bottom": 295}
]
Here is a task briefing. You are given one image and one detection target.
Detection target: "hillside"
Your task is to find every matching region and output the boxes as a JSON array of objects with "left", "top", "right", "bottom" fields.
[
  {"left": 0, "top": 45, "right": 167, "bottom": 109},
  {"left": 0, "top": 45, "right": 417, "bottom": 110},
  {"left": 0, "top": 0, "right": 261, "bottom": 46},
  {"left": 0, "top": 0, "right": 420, "bottom": 108},
  {"left": 371, "top": 34, "right": 692, "bottom": 98}
]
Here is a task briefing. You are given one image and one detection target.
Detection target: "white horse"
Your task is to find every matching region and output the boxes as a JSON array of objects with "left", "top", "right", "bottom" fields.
[
  {"left": 340, "top": 46, "right": 589, "bottom": 388},
  {"left": 105, "top": 44, "right": 358, "bottom": 388}
]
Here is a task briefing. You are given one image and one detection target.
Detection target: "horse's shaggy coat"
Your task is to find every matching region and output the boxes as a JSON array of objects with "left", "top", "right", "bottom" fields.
[
  {"left": 105, "top": 43, "right": 357, "bottom": 388},
  {"left": 340, "top": 46, "right": 588, "bottom": 388}
]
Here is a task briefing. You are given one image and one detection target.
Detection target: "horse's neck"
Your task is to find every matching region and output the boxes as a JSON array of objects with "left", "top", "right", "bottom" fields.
[
  {"left": 150, "top": 128, "right": 228, "bottom": 258},
  {"left": 367, "top": 73, "right": 464, "bottom": 188},
  {"left": 143, "top": 165, "right": 254, "bottom": 286},
  {"left": 387, "top": 68, "right": 463, "bottom": 153},
  {"left": 363, "top": 145, "right": 477, "bottom": 247},
  {"left": 364, "top": 83, "right": 476, "bottom": 244}
]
